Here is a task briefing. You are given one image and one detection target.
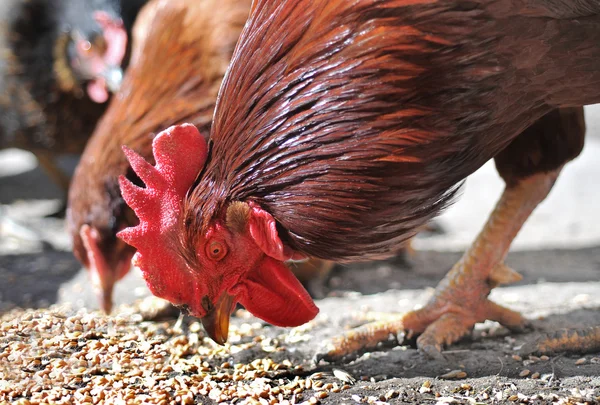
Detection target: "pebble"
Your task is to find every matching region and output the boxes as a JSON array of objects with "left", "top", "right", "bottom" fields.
[
  {"left": 439, "top": 370, "right": 467, "bottom": 380},
  {"left": 384, "top": 390, "right": 399, "bottom": 400}
]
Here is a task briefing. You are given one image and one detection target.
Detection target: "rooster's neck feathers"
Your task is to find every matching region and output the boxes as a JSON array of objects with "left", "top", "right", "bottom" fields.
[
  {"left": 187, "top": 0, "right": 600, "bottom": 261},
  {"left": 187, "top": 0, "right": 498, "bottom": 261}
]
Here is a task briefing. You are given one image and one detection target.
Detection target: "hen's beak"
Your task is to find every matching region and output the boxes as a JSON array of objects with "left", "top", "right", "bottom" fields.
[
  {"left": 101, "top": 65, "right": 123, "bottom": 93},
  {"left": 96, "top": 278, "right": 115, "bottom": 314},
  {"left": 201, "top": 293, "right": 235, "bottom": 345},
  {"left": 80, "top": 225, "right": 133, "bottom": 314}
]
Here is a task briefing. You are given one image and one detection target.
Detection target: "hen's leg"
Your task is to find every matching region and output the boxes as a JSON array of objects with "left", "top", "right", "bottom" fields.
[
  {"left": 318, "top": 108, "right": 588, "bottom": 361},
  {"left": 291, "top": 244, "right": 417, "bottom": 298},
  {"left": 0, "top": 150, "right": 69, "bottom": 248},
  {"left": 392, "top": 222, "right": 446, "bottom": 268},
  {"left": 33, "top": 151, "right": 71, "bottom": 194}
]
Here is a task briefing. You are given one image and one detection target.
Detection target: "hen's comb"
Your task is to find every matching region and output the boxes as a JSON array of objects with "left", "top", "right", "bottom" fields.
[
  {"left": 117, "top": 124, "right": 207, "bottom": 300},
  {"left": 94, "top": 11, "right": 127, "bottom": 66}
]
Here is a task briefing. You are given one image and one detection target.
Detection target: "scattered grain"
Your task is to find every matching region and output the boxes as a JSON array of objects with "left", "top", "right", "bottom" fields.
[
  {"left": 315, "top": 391, "right": 328, "bottom": 400},
  {"left": 384, "top": 390, "right": 398, "bottom": 400}
]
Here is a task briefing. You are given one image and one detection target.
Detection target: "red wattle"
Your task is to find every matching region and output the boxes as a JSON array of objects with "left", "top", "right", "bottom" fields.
[
  {"left": 234, "top": 256, "right": 318, "bottom": 327},
  {"left": 87, "top": 79, "right": 109, "bottom": 103}
]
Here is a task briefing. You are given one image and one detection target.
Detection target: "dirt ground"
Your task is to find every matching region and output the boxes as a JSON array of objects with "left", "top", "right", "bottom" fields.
[
  {"left": 1, "top": 121, "right": 600, "bottom": 403},
  {"left": 1, "top": 245, "right": 599, "bottom": 404}
]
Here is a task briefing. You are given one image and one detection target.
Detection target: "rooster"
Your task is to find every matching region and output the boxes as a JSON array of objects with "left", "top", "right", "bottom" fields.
[
  {"left": 119, "top": 0, "right": 600, "bottom": 354},
  {"left": 67, "top": 0, "right": 251, "bottom": 313},
  {"left": 0, "top": 0, "right": 146, "bottom": 191}
]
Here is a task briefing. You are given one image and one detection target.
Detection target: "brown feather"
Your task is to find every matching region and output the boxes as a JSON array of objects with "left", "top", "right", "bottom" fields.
[{"left": 184, "top": 0, "right": 600, "bottom": 262}]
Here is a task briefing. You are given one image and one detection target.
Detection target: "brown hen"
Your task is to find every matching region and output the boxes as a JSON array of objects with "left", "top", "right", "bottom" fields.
[{"left": 67, "top": 0, "right": 251, "bottom": 313}]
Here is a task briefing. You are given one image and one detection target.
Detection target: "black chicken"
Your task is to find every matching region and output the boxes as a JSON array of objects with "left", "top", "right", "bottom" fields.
[{"left": 0, "top": 0, "right": 147, "bottom": 191}]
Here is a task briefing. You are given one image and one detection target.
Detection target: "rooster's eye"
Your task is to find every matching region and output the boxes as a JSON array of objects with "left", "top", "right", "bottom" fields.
[{"left": 207, "top": 241, "right": 227, "bottom": 261}]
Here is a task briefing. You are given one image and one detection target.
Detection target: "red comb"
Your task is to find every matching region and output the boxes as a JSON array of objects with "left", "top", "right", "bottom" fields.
[
  {"left": 117, "top": 124, "right": 207, "bottom": 302},
  {"left": 94, "top": 11, "right": 127, "bottom": 66}
]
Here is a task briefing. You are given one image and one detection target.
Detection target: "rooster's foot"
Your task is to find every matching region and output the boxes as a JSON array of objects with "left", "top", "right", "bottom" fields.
[
  {"left": 519, "top": 326, "right": 600, "bottom": 356},
  {"left": 314, "top": 293, "right": 527, "bottom": 363},
  {"left": 316, "top": 170, "right": 560, "bottom": 363},
  {"left": 402, "top": 294, "right": 528, "bottom": 359},
  {"left": 314, "top": 316, "right": 404, "bottom": 364},
  {"left": 314, "top": 262, "right": 526, "bottom": 363}
]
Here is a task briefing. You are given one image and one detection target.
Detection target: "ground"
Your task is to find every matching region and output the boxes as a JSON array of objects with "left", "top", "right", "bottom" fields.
[{"left": 0, "top": 107, "right": 599, "bottom": 404}]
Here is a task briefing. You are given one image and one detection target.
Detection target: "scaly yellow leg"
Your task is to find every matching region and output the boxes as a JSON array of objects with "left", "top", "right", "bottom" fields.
[{"left": 318, "top": 169, "right": 561, "bottom": 362}]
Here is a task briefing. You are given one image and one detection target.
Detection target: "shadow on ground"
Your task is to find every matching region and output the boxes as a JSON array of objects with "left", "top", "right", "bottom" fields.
[
  {"left": 0, "top": 167, "right": 64, "bottom": 204},
  {"left": 0, "top": 251, "right": 80, "bottom": 312},
  {"left": 327, "top": 246, "right": 600, "bottom": 295}
]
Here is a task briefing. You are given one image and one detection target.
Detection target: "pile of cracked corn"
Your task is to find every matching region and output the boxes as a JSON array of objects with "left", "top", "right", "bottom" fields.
[{"left": 0, "top": 299, "right": 357, "bottom": 405}]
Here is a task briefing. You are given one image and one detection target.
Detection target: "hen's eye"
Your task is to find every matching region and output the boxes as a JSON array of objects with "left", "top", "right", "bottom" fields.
[
  {"left": 207, "top": 241, "right": 227, "bottom": 261},
  {"left": 78, "top": 40, "right": 92, "bottom": 54}
]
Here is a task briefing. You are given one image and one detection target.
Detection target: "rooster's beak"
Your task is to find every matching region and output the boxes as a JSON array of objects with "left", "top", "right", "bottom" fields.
[{"left": 201, "top": 293, "right": 235, "bottom": 345}]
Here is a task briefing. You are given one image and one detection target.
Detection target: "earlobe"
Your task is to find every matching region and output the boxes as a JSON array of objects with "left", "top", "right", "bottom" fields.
[{"left": 247, "top": 203, "right": 306, "bottom": 262}]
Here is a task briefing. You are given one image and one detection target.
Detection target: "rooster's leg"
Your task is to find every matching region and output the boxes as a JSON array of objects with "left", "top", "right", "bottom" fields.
[
  {"left": 316, "top": 108, "right": 589, "bottom": 362},
  {"left": 401, "top": 169, "right": 560, "bottom": 355},
  {"left": 317, "top": 169, "right": 560, "bottom": 362}
]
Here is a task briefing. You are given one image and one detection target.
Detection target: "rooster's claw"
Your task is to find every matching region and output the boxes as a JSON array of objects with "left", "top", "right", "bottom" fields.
[{"left": 518, "top": 326, "right": 600, "bottom": 356}]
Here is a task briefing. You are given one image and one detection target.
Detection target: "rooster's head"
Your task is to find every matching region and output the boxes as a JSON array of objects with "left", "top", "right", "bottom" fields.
[{"left": 118, "top": 124, "right": 318, "bottom": 344}]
